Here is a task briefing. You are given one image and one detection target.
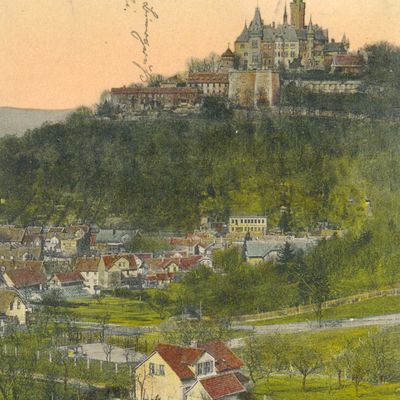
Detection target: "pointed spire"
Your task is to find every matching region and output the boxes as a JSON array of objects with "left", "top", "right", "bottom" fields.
[
  {"left": 283, "top": 3, "right": 288, "bottom": 25},
  {"left": 307, "top": 15, "right": 314, "bottom": 31},
  {"left": 250, "top": 6, "right": 263, "bottom": 30}
]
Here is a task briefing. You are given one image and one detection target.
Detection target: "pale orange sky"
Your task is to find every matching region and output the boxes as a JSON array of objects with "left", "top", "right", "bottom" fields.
[{"left": 1, "top": 0, "right": 399, "bottom": 109}]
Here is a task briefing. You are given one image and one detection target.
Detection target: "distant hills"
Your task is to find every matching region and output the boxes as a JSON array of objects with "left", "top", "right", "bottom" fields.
[{"left": 0, "top": 107, "right": 74, "bottom": 137}]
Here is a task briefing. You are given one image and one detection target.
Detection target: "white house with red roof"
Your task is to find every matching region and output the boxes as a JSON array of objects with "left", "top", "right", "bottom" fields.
[
  {"left": 98, "top": 254, "right": 142, "bottom": 289},
  {"left": 135, "top": 340, "right": 250, "bottom": 400}
]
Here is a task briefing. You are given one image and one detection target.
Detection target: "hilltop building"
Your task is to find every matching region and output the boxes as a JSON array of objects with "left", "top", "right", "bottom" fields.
[{"left": 234, "top": 0, "right": 350, "bottom": 71}]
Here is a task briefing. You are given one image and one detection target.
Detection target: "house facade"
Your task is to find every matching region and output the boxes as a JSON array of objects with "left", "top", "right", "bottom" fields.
[
  {"left": 228, "top": 216, "right": 268, "bottom": 236},
  {"left": 0, "top": 289, "right": 28, "bottom": 324},
  {"left": 135, "top": 340, "right": 249, "bottom": 400}
]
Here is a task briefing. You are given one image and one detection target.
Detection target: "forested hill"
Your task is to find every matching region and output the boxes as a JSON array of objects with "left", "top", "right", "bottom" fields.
[
  {"left": 0, "top": 42, "right": 399, "bottom": 232},
  {"left": 0, "top": 107, "right": 399, "bottom": 235}
]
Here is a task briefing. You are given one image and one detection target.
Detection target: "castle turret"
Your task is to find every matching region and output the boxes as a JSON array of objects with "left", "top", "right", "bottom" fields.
[
  {"left": 220, "top": 46, "right": 235, "bottom": 72},
  {"left": 283, "top": 3, "right": 288, "bottom": 25},
  {"left": 290, "top": 0, "right": 306, "bottom": 30},
  {"left": 249, "top": 7, "right": 264, "bottom": 36},
  {"left": 341, "top": 33, "right": 350, "bottom": 51}
]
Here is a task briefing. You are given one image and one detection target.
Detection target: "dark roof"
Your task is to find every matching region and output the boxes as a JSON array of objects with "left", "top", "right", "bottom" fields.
[
  {"left": 5, "top": 268, "right": 47, "bottom": 289},
  {"left": 0, "top": 227, "right": 25, "bottom": 243},
  {"left": 221, "top": 48, "right": 235, "bottom": 58},
  {"left": 95, "top": 229, "right": 139, "bottom": 244},
  {"left": 199, "top": 372, "right": 246, "bottom": 399},
  {"left": 325, "top": 41, "right": 346, "bottom": 53}
]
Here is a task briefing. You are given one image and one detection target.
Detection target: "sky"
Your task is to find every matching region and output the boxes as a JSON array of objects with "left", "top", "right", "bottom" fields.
[{"left": 0, "top": 0, "right": 399, "bottom": 109}]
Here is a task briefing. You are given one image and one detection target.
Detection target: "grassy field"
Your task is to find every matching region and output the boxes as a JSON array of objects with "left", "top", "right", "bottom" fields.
[
  {"left": 252, "top": 296, "right": 400, "bottom": 326},
  {"left": 254, "top": 376, "right": 400, "bottom": 399},
  {"left": 64, "top": 296, "right": 163, "bottom": 327}
]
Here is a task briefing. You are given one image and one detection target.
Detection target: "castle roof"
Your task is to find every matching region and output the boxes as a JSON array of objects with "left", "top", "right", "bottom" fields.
[
  {"left": 221, "top": 47, "right": 235, "bottom": 58},
  {"left": 249, "top": 7, "right": 263, "bottom": 33},
  {"left": 236, "top": 22, "right": 249, "bottom": 42}
]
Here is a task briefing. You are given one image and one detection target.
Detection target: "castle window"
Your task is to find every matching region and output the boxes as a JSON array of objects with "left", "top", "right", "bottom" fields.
[
  {"left": 244, "top": 52, "right": 248, "bottom": 57},
  {"left": 252, "top": 40, "right": 258, "bottom": 48}
]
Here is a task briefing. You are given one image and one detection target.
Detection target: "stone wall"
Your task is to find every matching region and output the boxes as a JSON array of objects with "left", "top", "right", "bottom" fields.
[
  {"left": 283, "top": 79, "right": 363, "bottom": 94},
  {"left": 229, "top": 71, "right": 281, "bottom": 107}
]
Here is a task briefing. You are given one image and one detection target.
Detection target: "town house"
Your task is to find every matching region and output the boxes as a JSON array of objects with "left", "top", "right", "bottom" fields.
[
  {"left": 0, "top": 289, "right": 28, "bottom": 325},
  {"left": 135, "top": 340, "right": 249, "bottom": 400}
]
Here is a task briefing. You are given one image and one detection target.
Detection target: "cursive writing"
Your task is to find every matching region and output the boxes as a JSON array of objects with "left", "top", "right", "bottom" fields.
[{"left": 125, "top": 1, "right": 159, "bottom": 82}]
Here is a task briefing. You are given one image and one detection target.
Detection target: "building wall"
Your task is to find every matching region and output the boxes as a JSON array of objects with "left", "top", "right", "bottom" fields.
[
  {"left": 229, "top": 217, "right": 267, "bottom": 235},
  {"left": 6, "top": 296, "right": 27, "bottom": 324},
  {"left": 229, "top": 71, "right": 281, "bottom": 108},
  {"left": 283, "top": 79, "right": 363, "bottom": 94},
  {"left": 135, "top": 352, "right": 192, "bottom": 400}
]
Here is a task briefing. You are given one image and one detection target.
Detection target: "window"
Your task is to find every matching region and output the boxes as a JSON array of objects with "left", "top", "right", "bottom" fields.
[
  {"left": 240, "top": 44, "right": 245, "bottom": 49},
  {"left": 149, "top": 363, "right": 165, "bottom": 376},
  {"left": 9, "top": 301, "right": 13, "bottom": 311},
  {"left": 149, "top": 363, "right": 156, "bottom": 375},
  {"left": 17, "top": 301, "right": 21, "bottom": 310},
  {"left": 252, "top": 40, "right": 258, "bottom": 48},
  {"left": 197, "top": 361, "right": 214, "bottom": 376}
]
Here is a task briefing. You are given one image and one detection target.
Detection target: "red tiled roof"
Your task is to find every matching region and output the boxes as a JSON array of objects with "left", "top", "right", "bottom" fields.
[
  {"left": 101, "top": 254, "right": 137, "bottom": 271},
  {"left": 332, "top": 54, "right": 364, "bottom": 66},
  {"left": 75, "top": 257, "right": 101, "bottom": 272},
  {"left": 199, "top": 373, "right": 246, "bottom": 400},
  {"left": 154, "top": 341, "right": 243, "bottom": 381},
  {"left": 155, "top": 344, "right": 204, "bottom": 380},
  {"left": 200, "top": 340, "right": 243, "bottom": 372},
  {"left": 179, "top": 256, "right": 203, "bottom": 271},
  {"left": 0, "top": 260, "right": 44, "bottom": 272},
  {"left": 55, "top": 271, "right": 84, "bottom": 283},
  {"left": 5, "top": 268, "right": 47, "bottom": 289},
  {"left": 188, "top": 72, "right": 229, "bottom": 84},
  {"left": 111, "top": 87, "right": 199, "bottom": 95}
]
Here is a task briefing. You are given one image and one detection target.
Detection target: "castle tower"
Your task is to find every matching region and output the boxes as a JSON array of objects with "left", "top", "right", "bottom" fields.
[
  {"left": 306, "top": 16, "right": 315, "bottom": 68},
  {"left": 283, "top": 3, "right": 288, "bottom": 25},
  {"left": 290, "top": 0, "right": 306, "bottom": 30},
  {"left": 220, "top": 46, "right": 235, "bottom": 72}
]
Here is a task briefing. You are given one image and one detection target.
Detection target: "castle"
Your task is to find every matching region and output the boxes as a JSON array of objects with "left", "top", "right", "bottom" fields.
[
  {"left": 230, "top": 0, "right": 350, "bottom": 72},
  {"left": 110, "top": 1, "right": 364, "bottom": 113}
]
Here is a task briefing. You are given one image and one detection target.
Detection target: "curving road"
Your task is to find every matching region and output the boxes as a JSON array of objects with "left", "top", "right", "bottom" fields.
[{"left": 229, "top": 313, "right": 400, "bottom": 348}]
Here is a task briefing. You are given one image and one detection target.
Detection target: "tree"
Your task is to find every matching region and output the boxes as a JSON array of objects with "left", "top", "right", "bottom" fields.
[
  {"left": 364, "top": 330, "right": 397, "bottom": 384},
  {"left": 96, "top": 313, "right": 111, "bottom": 343},
  {"left": 102, "top": 342, "right": 114, "bottom": 363},
  {"left": 342, "top": 342, "right": 369, "bottom": 396},
  {"left": 291, "top": 346, "right": 322, "bottom": 391},
  {"left": 186, "top": 52, "right": 221, "bottom": 72},
  {"left": 276, "top": 241, "right": 296, "bottom": 275},
  {"left": 149, "top": 291, "right": 171, "bottom": 319},
  {"left": 201, "top": 96, "right": 232, "bottom": 120},
  {"left": 241, "top": 334, "right": 273, "bottom": 384}
]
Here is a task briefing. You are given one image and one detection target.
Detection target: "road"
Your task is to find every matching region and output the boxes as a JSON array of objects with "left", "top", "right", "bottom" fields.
[{"left": 229, "top": 313, "right": 400, "bottom": 348}]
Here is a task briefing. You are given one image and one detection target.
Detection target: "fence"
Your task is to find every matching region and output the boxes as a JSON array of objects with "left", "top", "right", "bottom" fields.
[{"left": 234, "top": 287, "right": 400, "bottom": 323}]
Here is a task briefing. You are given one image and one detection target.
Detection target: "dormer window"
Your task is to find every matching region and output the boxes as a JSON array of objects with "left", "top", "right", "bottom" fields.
[{"left": 196, "top": 361, "right": 214, "bottom": 376}]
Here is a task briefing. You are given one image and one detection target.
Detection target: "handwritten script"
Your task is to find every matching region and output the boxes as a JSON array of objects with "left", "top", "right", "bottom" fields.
[{"left": 124, "top": 0, "right": 159, "bottom": 82}]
